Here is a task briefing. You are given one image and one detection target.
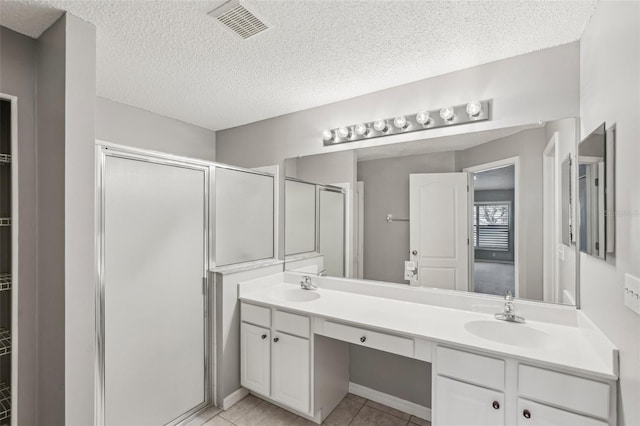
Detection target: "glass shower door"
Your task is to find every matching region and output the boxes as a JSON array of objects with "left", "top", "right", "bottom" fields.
[{"left": 102, "top": 154, "right": 208, "bottom": 426}]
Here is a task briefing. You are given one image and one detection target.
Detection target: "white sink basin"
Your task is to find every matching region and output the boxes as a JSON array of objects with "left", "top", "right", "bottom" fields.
[
  {"left": 464, "top": 320, "right": 551, "bottom": 348},
  {"left": 268, "top": 288, "right": 321, "bottom": 302}
]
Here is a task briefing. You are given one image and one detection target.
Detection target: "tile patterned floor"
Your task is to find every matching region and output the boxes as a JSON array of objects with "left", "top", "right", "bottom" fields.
[{"left": 187, "top": 394, "right": 431, "bottom": 426}]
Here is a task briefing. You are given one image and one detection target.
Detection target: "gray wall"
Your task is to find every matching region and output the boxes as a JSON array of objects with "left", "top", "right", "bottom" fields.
[
  {"left": 0, "top": 26, "right": 37, "bottom": 426},
  {"left": 64, "top": 14, "right": 96, "bottom": 426},
  {"left": 96, "top": 97, "right": 216, "bottom": 161},
  {"left": 36, "top": 16, "right": 67, "bottom": 424},
  {"left": 350, "top": 345, "right": 431, "bottom": 407},
  {"left": 456, "top": 127, "right": 547, "bottom": 300},
  {"left": 2, "top": 14, "right": 97, "bottom": 425},
  {"left": 216, "top": 42, "right": 579, "bottom": 169},
  {"left": 357, "top": 151, "right": 456, "bottom": 283},
  {"left": 579, "top": 2, "right": 640, "bottom": 425}
]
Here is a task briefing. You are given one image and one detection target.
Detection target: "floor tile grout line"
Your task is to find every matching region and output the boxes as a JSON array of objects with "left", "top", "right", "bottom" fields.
[{"left": 346, "top": 398, "right": 368, "bottom": 426}]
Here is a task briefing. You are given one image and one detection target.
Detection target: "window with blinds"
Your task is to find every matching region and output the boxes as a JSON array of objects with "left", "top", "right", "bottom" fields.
[{"left": 473, "top": 202, "right": 511, "bottom": 251}]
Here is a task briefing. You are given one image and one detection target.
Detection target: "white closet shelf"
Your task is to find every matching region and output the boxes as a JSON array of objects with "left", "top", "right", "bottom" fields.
[
  {"left": 0, "top": 329, "right": 9, "bottom": 357},
  {"left": 0, "top": 218, "right": 10, "bottom": 227},
  {"left": 0, "top": 153, "right": 10, "bottom": 164},
  {"left": 0, "top": 382, "right": 9, "bottom": 421},
  {"left": 0, "top": 274, "right": 10, "bottom": 292}
]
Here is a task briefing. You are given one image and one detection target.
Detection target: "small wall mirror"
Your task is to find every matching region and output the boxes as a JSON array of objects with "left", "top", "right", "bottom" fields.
[
  {"left": 578, "top": 122, "right": 613, "bottom": 259},
  {"left": 561, "top": 155, "right": 572, "bottom": 246}
]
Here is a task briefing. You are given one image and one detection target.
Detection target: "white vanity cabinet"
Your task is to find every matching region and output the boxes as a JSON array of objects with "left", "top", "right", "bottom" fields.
[
  {"left": 240, "top": 322, "right": 270, "bottom": 395},
  {"left": 433, "top": 345, "right": 616, "bottom": 426},
  {"left": 434, "top": 346, "right": 506, "bottom": 426},
  {"left": 435, "top": 376, "right": 505, "bottom": 426},
  {"left": 240, "top": 302, "right": 313, "bottom": 416}
]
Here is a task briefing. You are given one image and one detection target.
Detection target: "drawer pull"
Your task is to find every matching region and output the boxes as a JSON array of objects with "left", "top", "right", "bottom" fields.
[
  {"left": 360, "top": 336, "right": 367, "bottom": 343},
  {"left": 523, "top": 409, "right": 531, "bottom": 419},
  {"left": 273, "top": 337, "right": 279, "bottom": 343},
  {"left": 261, "top": 334, "right": 267, "bottom": 339},
  {"left": 492, "top": 401, "right": 500, "bottom": 410}
]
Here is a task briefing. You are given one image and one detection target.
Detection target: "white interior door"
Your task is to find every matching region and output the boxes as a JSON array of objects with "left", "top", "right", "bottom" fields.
[
  {"left": 103, "top": 155, "right": 207, "bottom": 426},
  {"left": 409, "top": 173, "right": 468, "bottom": 290}
]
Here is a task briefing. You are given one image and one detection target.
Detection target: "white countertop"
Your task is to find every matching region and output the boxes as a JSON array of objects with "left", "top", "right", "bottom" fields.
[{"left": 239, "top": 274, "right": 618, "bottom": 381}]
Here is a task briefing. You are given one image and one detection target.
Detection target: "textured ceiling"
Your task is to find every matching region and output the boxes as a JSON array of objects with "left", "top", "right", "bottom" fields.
[{"left": 0, "top": 1, "right": 596, "bottom": 131}]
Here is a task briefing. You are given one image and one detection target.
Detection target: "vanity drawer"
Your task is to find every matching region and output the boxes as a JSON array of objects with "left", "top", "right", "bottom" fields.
[
  {"left": 274, "top": 310, "right": 310, "bottom": 338},
  {"left": 241, "top": 302, "right": 271, "bottom": 327},
  {"left": 518, "top": 365, "right": 610, "bottom": 420},
  {"left": 322, "top": 321, "right": 414, "bottom": 358},
  {"left": 436, "top": 346, "right": 505, "bottom": 391},
  {"left": 517, "top": 398, "right": 608, "bottom": 426}
]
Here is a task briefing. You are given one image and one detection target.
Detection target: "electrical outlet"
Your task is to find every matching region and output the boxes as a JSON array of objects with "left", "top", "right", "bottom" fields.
[{"left": 624, "top": 273, "right": 640, "bottom": 315}]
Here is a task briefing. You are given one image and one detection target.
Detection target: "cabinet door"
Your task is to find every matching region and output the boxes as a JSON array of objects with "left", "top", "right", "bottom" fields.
[
  {"left": 241, "top": 323, "right": 270, "bottom": 395},
  {"left": 272, "top": 333, "right": 311, "bottom": 414},
  {"left": 517, "top": 399, "right": 608, "bottom": 426},
  {"left": 435, "top": 376, "right": 505, "bottom": 426}
]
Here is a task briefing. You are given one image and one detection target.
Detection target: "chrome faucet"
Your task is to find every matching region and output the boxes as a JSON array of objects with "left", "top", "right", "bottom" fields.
[
  {"left": 300, "top": 275, "right": 318, "bottom": 291},
  {"left": 494, "top": 291, "right": 525, "bottom": 323}
]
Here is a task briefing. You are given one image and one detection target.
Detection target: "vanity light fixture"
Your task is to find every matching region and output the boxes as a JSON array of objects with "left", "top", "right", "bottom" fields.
[
  {"left": 321, "top": 100, "right": 491, "bottom": 146},
  {"left": 416, "top": 111, "right": 431, "bottom": 126},
  {"left": 321, "top": 129, "right": 335, "bottom": 143},
  {"left": 440, "top": 106, "right": 455, "bottom": 122},
  {"left": 393, "top": 116, "right": 409, "bottom": 130},
  {"left": 373, "top": 119, "right": 389, "bottom": 133},
  {"left": 354, "top": 123, "right": 370, "bottom": 136},
  {"left": 466, "top": 101, "right": 482, "bottom": 117},
  {"left": 337, "top": 126, "right": 352, "bottom": 139}
]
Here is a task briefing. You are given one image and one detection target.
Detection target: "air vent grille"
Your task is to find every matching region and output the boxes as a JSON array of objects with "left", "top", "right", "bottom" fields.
[{"left": 210, "top": 1, "right": 269, "bottom": 39}]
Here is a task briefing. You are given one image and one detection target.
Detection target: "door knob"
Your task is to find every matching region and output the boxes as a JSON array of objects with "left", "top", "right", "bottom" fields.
[
  {"left": 261, "top": 334, "right": 267, "bottom": 339},
  {"left": 412, "top": 250, "right": 418, "bottom": 255},
  {"left": 492, "top": 401, "right": 500, "bottom": 410},
  {"left": 273, "top": 337, "right": 279, "bottom": 343},
  {"left": 523, "top": 409, "right": 531, "bottom": 419}
]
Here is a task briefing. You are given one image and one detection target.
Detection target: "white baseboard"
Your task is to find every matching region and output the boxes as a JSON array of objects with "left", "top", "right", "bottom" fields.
[
  {"left": 348, "top": 382, "right": 431, "bottom": 421},
  {"left": 223, "top": 387, "right": 249, "bottom": 410}
]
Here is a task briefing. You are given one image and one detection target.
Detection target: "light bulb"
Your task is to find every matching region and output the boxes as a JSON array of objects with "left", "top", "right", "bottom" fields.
[
  {"left": 393, "top": 116, "right": 409, "bottom": 130},
  {"left": 440, "top": 107, "right": 455, "bottom": 121},
  {"left": 321, "top": 129, "right": 334, "bottom": 142},
  {"left": 354, "top": 123, "right": 369, "bottom": 136},
  {"left": 337, "top": 126, "right": 351, "bottom": 139},
  {"left": 373, "top": 119, "right": 388, "bottom": 132},
  {"left": 466, "top": 101, "right": 482, "bottom": 117},
  {"left": 416, "top": 111, "right": 431, "bottom": 125}
]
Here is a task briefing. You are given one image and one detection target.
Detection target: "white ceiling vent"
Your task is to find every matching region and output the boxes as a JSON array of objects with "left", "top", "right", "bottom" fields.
[{"left": 209, "top": 0, "right": 269, "bottom": 40}]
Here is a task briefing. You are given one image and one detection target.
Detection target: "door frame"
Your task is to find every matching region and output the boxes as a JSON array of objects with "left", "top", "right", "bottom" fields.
[
  {"left": 1, "top": 93, "right": 19, "bottom": 423},
  {"left": 543, "top": 133, "right": 559, "bottom": 303},
  {"left": 95, "top": 142, "right": 212, "bottom": 426},
  {"left": 463, "top": 157, "right": 520, "bottom": 298}
]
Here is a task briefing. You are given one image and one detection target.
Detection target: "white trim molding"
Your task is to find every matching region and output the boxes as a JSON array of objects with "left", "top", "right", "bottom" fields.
[
  {"left": 223, "top": 387, "right": 250, "bottom": 410},
  {"left": 348, "top": 382, "right": 431, "bottom": 422}
]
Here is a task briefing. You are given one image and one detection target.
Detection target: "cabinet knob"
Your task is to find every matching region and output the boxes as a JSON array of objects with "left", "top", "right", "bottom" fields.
[
  {"left": 523, "top": 409, "right": 531, "bottom": 419},
  {"left": 261, "top": 334, "right": 267, "bottom": 339},
  {"left": 412, "top": 250, "right": 418, "bottom": 255},
  {"left": 492, "top": 401, "right": 500, "bottom": 410},
  {"left": 273, "top": 337, "right": 279, "bottom": 343},
  {"left": 360, "top": 336, "right": 367, "bottom": 343}
]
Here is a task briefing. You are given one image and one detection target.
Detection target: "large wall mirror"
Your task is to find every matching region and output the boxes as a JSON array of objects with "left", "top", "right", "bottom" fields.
[{"left": 284, "top": 118, "right": 579, "bottom": 306}]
